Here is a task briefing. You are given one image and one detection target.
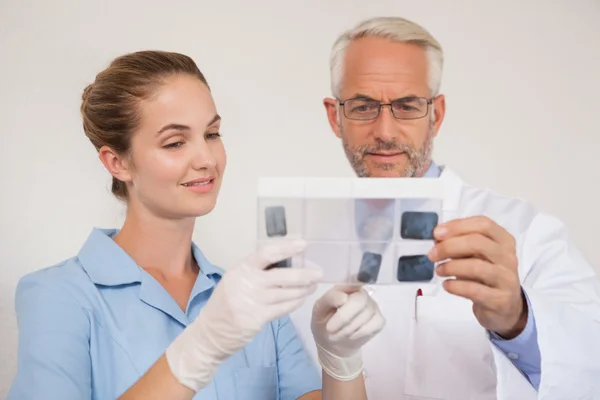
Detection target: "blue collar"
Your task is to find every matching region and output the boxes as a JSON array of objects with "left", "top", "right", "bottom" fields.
[
  {"left": 77, "top": 227, "right": 223, "bottom": 286},
  {"left": 422, "top": 161, "right": 442, "bottom": 178}
]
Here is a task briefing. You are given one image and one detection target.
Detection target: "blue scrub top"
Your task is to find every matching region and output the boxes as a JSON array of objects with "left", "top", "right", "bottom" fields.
[{"left": 8, "top": 228, "right": 321, "bottom": 399}]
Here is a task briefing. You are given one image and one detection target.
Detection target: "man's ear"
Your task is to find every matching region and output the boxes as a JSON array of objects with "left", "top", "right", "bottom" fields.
[
  {"left": 323, "top": 97, "right": 343, "bottom": 139},
  {"left": 98, "top": 146, "right": 133, "bottom": 184},
  {"left": 431, "top": 94, "right": 446, "bottom": 137}
]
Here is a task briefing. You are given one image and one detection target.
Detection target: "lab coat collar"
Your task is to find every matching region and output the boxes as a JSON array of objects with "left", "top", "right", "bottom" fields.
[
  {"left": 437, "top": 164, "right": 463, "bottom": 213},
  {"left": 77, "top": 227, "right": 223, "bottom": 286}
]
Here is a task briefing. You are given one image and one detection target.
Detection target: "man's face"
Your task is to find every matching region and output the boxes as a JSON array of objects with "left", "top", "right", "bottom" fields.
[{"left": 324, "top": 36, "right": 446, "bottom": 177}]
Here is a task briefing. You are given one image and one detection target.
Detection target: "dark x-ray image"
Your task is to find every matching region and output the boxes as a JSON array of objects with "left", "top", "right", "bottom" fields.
[
  {"left": 265, "top": 206, "right": 287, "bottom": 237},
  {"left": 264, "top": 205, "right": 290, "bottom": 269},
  {"left": 397, "top": 255, "right": 435, "bottom": 282},
  {"left": 265, "top": 258, "right": 291, "bottom": 270},
  {"left": 400, "top": 211, "right": 439, "bottom": 240},
  {"left": 357, "top": 252, "right": 382, "bottom": 283}
]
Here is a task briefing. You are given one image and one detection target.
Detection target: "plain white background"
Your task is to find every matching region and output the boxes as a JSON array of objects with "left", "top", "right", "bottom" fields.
[{"left": 1, "top": 0, "right": 599, "bottom": 396}]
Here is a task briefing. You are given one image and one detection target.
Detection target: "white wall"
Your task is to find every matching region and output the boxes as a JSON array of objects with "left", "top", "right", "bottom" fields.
[{"left": 1, "top": 0, "right": 599, "bottom": 396}]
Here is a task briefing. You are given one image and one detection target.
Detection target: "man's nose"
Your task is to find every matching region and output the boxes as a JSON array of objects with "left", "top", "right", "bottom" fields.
[{"left": 372, "top": 105, "right": 397, "bottom": 142}]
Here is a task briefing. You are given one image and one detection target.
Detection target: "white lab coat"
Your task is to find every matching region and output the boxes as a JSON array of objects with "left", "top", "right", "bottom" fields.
[{"left": 290, "top": 166, "right": 600, "bottom": 400}]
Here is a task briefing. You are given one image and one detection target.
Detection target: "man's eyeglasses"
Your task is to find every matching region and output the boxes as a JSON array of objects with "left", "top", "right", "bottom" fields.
[{"left": 338, "top": 96, "right": 434, "bottom": 120}]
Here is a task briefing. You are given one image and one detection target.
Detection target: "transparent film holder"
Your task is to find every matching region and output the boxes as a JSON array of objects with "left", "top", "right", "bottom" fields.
[{"left": 257, "top": 177, "right": 443, "bottom": 285}]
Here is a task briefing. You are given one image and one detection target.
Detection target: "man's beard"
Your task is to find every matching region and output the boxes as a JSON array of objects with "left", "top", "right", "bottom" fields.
[{"left": 342, "top": 123, "right": 434, "bottom": 177}]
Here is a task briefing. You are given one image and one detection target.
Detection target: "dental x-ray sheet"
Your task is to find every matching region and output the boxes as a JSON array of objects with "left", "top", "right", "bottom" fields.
[{"left": 257, "top": 177, "right": 443, "bottom": 284}]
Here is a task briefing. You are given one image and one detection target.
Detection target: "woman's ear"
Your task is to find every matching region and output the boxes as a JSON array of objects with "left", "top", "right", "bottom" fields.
[{"left": 98, "top": 146, "right": 133, "bottom": 184}]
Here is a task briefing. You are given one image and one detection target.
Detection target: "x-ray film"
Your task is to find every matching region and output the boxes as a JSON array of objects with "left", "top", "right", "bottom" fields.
[
  {"left": 257, "top": 177, "right": 443, "bottom": 284},
  {"left": 264, "top": 206, "right": 291, "bottom": 269},
  {"left": 265, "top": 258, "right": 291, "bottom": 270},
  {"left": 265, "top": 206, "right": 287, "bottom": 237},
  {"left": 357, "top": 252, "right": 382, "bottom": 284},
  {"left": 397, "top": 254, "right": 435, "bottom": 282},
  {"left": 400, "top": 211, "right": 438, "bottom": 240}
]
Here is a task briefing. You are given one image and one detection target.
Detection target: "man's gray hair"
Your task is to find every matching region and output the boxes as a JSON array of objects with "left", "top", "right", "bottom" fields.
[{"left": 330, "top": 17, "right": 444, "bottom": 98}]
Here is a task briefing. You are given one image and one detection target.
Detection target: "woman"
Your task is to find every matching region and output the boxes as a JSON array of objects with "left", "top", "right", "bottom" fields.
[{"left": 8, "top": 50, "right": 384, "bottom": 399}]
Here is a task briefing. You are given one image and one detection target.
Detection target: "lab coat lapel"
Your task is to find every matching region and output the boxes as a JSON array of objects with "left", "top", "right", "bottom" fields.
[{"left": 401, "top": 167, "right": 499, "bottom": 399}]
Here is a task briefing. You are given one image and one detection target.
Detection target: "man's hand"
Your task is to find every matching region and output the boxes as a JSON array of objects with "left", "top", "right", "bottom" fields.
[{"left": 429, "top": 216, "right": 527, "bottom": 339}]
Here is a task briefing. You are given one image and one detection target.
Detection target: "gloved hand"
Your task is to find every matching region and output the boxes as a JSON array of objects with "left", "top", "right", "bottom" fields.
[
  {"left": 166, "top": 239, "right": 322, "bottom": 392},
  {"left": 311, "top": 285, "right": 386, "bottom": 381}
]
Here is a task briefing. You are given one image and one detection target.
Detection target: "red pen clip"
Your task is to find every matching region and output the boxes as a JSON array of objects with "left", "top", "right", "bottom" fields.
[{"left": 414, "top": 288, "right": 423, "bottom": 322}]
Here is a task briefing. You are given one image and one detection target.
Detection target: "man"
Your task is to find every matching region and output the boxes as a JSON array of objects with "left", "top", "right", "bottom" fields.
[{"left": 290, "top": 16, "right": 600, "bottom": 399}]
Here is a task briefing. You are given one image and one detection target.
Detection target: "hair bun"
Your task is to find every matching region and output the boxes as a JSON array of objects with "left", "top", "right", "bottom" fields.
[{"left": 82, "top": 84, "right": 94, "bottom": 102}]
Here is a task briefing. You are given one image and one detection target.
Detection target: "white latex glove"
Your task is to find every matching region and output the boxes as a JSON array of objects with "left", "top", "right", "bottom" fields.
[
  {"left": 311, "top": 285, "right": 386, "bottom": 381},
  {"left": 166, "top": 239, "right": 323, "bottom": 392}
]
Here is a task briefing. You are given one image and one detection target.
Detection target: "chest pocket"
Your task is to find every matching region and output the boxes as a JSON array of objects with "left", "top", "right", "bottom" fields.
[{"left": 234, "top": 366, "right": 278, "bottom": 400}]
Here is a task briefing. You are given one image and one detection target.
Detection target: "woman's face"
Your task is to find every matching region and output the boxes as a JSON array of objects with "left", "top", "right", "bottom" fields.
[{"left": 124, "top": 73, "right": 226, "bottom": 219}]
